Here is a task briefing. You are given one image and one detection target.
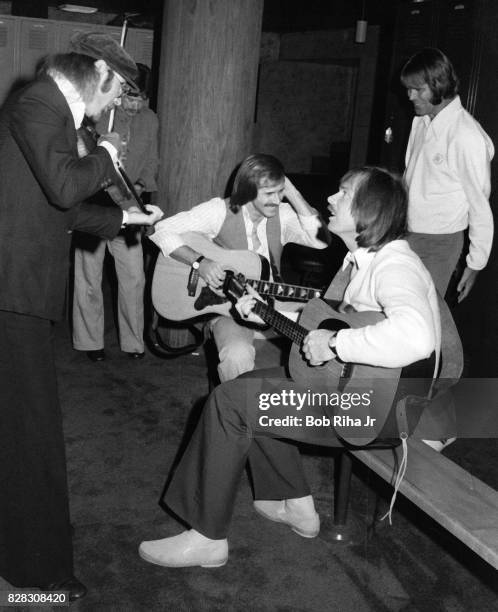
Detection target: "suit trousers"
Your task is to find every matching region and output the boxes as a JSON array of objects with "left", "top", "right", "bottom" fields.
[
  {"left": 73, "top": 230, "right": 145, "bottom": 353},
  {"left": 164, "top": 368, "right": 344, "bottom": 540},
  {"left": 0, "top": 310, "right": 73, "bottom": 587}
]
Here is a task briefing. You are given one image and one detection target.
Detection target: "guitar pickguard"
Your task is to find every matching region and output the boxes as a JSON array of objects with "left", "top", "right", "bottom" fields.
[{"left": 194, "top": 286, "right": 228, "bottom": 311}]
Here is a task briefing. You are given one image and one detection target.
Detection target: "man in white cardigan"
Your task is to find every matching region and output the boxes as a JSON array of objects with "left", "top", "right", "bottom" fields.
[{"left": 402, "top": 47, "right": 494, "bottom": 301}]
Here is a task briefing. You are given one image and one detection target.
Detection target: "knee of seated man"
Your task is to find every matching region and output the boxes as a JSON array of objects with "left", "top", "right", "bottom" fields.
[
  {"left": 218, "top": 340, "right": 256, "bottom": 369},
  {"left": 212, "top": 378, "right": 243, "bottom": 404},
  {"left": 208, "top": 377, "right": 257, "bottom": 427}
]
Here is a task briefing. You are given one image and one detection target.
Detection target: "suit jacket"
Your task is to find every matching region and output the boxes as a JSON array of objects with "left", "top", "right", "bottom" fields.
[{"left": 0, "top": 77, "right": 123, "bottom": 321}]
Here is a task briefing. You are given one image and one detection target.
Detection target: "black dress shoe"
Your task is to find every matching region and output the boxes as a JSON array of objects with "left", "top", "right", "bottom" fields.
[
  {"left": 40, "top": 576, "right": 87, "bottom": 601},
  {"left": 87, "top": 349, "right": 106, "bottom": 362},
  {"left": 127, "top": 351, "right": 145, "bottom": 360}
]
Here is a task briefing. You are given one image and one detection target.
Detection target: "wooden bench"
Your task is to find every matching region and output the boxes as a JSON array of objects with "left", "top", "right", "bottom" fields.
[
  {"left": 325, "top": 283, "right": 498, "bottom": 568},
  {"left": 341, "top": 439, "right": 498, "bottom": 571}
]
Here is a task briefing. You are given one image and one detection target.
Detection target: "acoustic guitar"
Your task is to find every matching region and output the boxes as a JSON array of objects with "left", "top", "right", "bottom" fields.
[
  {"left": 223, "top": 270, "right": 401, "bottom": 385},
  {"left": 224, "top": 271, "right": 402, "bottom": 444},
  {"left": 151, "top": 232, "right": 322, "bottom": 322}
]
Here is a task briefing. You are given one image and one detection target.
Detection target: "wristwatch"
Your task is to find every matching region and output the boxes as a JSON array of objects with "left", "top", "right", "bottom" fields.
[
  {"left": 192, "top": 256, "right": 205, "bottom": 270},
  {"left": 187, "top": 256, "right": 205, "bottom": 297}
]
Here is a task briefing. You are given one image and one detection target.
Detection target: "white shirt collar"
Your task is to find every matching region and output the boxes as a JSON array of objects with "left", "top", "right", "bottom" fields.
[
  {"left": 48, "top": 71, "right": 86, "bottom": 129},
  {"left": 342, "top": 247, "right": 375, "bottom": 270},
  {"left": 422, "top": 95, "right": 462, "bottom": 138},
  {"left": 242, "top": 204, "right": 267, "bottom": 228}
]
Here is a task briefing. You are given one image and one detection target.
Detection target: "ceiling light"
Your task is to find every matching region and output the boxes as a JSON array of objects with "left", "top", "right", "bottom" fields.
[{"left": 58, "top": 4, "right": 98, "bottom": 13}]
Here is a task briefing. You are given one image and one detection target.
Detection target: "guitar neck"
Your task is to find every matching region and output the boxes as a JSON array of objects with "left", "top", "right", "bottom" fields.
[
  {"left": 247, "top": 278, "right": 320, "bottom": 302},
  {"left": 252, "top": 300, "right": 308, "bottom": 346}
]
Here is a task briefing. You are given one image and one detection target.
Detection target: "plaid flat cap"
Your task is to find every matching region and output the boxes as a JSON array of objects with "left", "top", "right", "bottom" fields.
[{"left": 70, "top": 32, "right": 139, "bottom": 92}]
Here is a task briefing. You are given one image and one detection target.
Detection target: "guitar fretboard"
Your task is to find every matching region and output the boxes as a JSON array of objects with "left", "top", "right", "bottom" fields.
[
  {"left": 252, "top": 300, "right": 308, "bottom": 346},
  {"left": 253, "top": 299, "right": 351, "bottom": 379},
  {"left": 247, "top": 279, "right": 321, "bottom": 302}
]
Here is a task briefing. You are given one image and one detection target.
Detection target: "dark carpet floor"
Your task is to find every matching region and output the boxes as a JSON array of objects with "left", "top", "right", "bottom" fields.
[{"left": 2, "top": 278, "right": 498, "bottom": 612}]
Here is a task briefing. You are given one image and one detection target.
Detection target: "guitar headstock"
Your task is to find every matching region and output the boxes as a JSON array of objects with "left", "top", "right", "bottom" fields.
[{"left": 223, "top": 271, "right": 247, "bottom": 303}]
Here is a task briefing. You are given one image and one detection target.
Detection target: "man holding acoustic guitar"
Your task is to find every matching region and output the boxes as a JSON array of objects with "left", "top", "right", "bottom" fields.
[
  {"left": 150, "top": 153, "right": 328, "bottom": 382},
  {"left": 139, "top": 166, "right": 441, "bottom": 569}
]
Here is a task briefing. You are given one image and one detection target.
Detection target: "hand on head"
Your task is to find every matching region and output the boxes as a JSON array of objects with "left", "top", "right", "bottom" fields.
[{"left": 283, "top": 176, "right": 298, "bottom": 199}]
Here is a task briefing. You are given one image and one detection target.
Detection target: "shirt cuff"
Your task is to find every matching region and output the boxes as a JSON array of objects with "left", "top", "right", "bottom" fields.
[
  {"left": 328, "top": 333, "right": 337, "bottom": 355},
  {"left": 98, "top": 140, "right": 119, "bottom": 163},
  {"left": 122, "top": 210, "right": 129, "bottom": 227},
  {"left": 333, "top": 330, "right": 346, "bottom": 361},
  {"left": 465, "top": 253, "right": 486, "bottom": 271}
]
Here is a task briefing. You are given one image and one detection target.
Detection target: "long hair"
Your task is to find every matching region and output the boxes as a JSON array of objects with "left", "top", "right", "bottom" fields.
[
  {"left": 229, "top": 154, "right": 285, "bottom": 212},
  {"left": 38, "top": 53, "right": 115, "bottom": 102},
  {"left": 400, "top": 47, "right": 459, "bottom": 105},
  {"left": 343, "top": 166, "right": 407, "bottom": 251}
]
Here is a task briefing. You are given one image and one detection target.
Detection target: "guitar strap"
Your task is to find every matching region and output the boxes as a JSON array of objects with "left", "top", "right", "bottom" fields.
[
  {"left": 187, "top": 266, "right": 201, "bottom": 297},
  {"left": 323, "top": 260, "right": 353, "bottom": 301},
  {"left": 268, "top": 247, "right": 284, "bottom": 284}
]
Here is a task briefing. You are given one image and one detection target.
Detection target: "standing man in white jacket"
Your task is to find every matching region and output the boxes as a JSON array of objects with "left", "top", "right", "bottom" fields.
[{"left": 402, "top": 47, "right": 494, "bottom": 301}]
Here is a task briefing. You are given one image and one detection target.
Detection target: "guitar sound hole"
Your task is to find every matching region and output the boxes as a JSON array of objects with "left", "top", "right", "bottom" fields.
[{"left": 318, "top": 319, "right": 350, "bottom": 333}]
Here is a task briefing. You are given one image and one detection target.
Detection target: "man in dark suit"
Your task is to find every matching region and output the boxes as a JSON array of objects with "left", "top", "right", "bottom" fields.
[{"left": 0, "top": 33, "right": 162, "bottom": 599}]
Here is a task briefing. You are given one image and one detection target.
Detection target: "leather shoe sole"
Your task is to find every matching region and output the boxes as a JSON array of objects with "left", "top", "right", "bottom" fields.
[{"left": 40, "top": 576, "right": 87, "bottom": 601}]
